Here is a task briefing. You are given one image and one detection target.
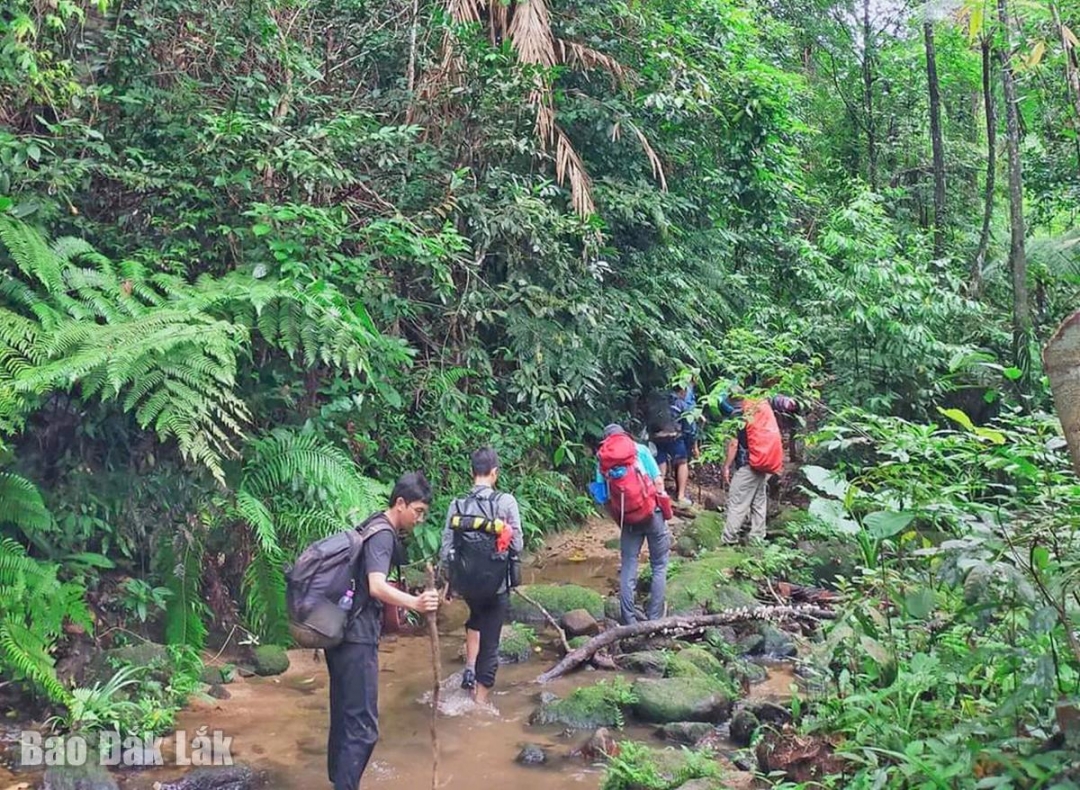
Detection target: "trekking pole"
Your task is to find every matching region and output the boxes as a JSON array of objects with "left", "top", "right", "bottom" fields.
[{"left": 424, "top": 563, "right": 441, "bottom": 790}]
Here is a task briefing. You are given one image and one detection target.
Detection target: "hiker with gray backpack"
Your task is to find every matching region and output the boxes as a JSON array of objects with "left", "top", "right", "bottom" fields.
[
  {"left": 284, "top": 472, "right": 439, "bottom": 790},
  {"left": 439, "top": 447, "right": 523, "bottom": 707}
]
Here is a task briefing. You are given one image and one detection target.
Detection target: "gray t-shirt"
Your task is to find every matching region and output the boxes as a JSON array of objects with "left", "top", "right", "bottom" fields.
[{"left": 342, "top": 518, "right": 397, "bottom": 645}]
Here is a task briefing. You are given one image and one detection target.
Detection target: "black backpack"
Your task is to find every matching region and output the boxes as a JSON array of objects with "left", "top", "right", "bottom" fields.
[
  {"left": 284, "top": 514, "right": 393, "bottom": 649},
  {"left": 447, "top": 492, "right": 512, "bottom": 601}
]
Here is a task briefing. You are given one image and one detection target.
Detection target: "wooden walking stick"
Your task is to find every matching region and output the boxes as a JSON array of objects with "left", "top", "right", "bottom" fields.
[{"left": 424, "top": 563, "right": 442, "bottom": 790}]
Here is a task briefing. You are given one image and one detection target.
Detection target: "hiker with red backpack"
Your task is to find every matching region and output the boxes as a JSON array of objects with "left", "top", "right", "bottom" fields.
[
  {"left": 720, "top": 388, "right": 797, "bottom": 544},
  {"left": 592, "top": 424, "right": 673, "bottom": 625}
]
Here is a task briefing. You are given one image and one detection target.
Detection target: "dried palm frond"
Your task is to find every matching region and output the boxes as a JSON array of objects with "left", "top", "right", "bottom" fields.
[
  {"left": 556, "top": 39, "right": 629, "bottom": 87},
  {"left": 447, "top": 0, "right": 484, "bottom": 23},
  {"left": 554, "top": 124, "right": 595, "bottom": 216},
  {"left": 508, "top": 0, "right": 556, "bottom": 68}
]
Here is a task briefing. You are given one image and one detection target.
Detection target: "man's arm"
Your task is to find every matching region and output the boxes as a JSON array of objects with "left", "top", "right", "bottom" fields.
[
  {"left": 365, "top": 531, "right": 438, "bottom": 613},
  {"left": 722, "top": 438, "right": 738, "bottom": 485},
  {"left": 637, "top": 444, "right": 665, "bottom": 490},
  {"left": 503, "top": 494, "right": 525, "bottom": 553}
]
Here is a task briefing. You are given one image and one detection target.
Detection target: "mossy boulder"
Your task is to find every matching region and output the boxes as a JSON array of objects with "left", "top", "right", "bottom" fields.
[
  {"left": 682, "top": 512, "right": 727, "bottom": 552},
  {"left": 530, "top": 679, "right": 636, "bottom": 729},
  {"left": 251, "top": 645, "right": 289, "bottom": 676},
  {"left": 599, "top": 744, "right": 722, "bottom": 789},
  {"left": 198, "top": 664, "right": 234, "bottom": 685},
  {"left": 729, "top": 710, "right": 760, "bottom": 747},
  {"left": 632, "top": 677, "right": 734, "bottom": 724},
  {"left": 657, "top": 721, "right": 714, "bottom": 746},
  {"left": 665, "top": 647, "right": 738, "bottom": 696},
  {"left": 757, "top": 625, "right": 797, "bottom": 658},
  {"left": 89, "top": 642, "right": 173, "bottom": 686},
  {"left": 614, "top": 651, "right": 669, "bottom": 677},
  {"left": 729, "top": 659, "right": 768, "bottom": 685},
  {"left": 498, "top": 623, "right": 536, "bottom": 663},
  {"left": 509, "top": 584, "right": 604, "bottom": 624},
  {"left": 666, "top": 550, "right": 756, "bottom": 615}
]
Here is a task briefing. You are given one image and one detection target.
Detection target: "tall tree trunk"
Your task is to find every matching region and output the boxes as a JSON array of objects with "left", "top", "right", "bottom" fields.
[
  {"left": 925, "top": 22, "right": 946, "bottom": 258},
  {"left": 1044, "top": 311, "right": 1080, "bottom": 477},
  {"left": 972, "top": 37, "right": 996, "bottom": 295},
  {"left": 862, "top": 0, "right": 878, "bottom": 191},
  {"left": 997, "top": 0, "right": 1032, "bottom": 386}
]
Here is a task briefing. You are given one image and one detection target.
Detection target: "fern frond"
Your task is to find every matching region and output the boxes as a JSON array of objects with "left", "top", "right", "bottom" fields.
[{"left": 0, "top": 473, "right": 53, "bottom": 538}]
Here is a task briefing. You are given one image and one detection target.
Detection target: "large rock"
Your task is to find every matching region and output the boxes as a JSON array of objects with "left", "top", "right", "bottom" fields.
[
  {"left": 632, "top": 677, "right": 734, "bottom": 724},
  {"left": 729, "top": 709, "right": 759, "bottom": 747},
  {"left": 656, "top": 722, "right": 714, "bottom": 746},
  {"left": 154, "top": 765, "right": 260, "bottom": 790},
  {"left": 508, "top": 584, "right": 604, "bottom": 624},
  {"left": 666, "top": 551, "right": 756, "bottom": 615},
  {"left": 530, "top": 680, "right": 634, "bottom": 729},
  {"left": 251, "top": 645, "right": 289, "bottom": 677},
  {"left": 613, "top": 651, "right": 668, "bottom": 677},
  {"left": 88, "top": 642, "right": 173, "bottom": 686},
  {"left": 561, "top": 609, "right": 599, "bottom": 638},
  {"left": 516, "top": 744, "right": 548, "bottom": 766},
  {"left": 42, "top": 765, "right": 119, "bottom": 790},
  {"left": 758, "top": 625, "right": 797, "bottom": 658},
  {"left": 665, "top": 647, "right": 735, "bottom": 690},
  {"left": 498, "top": 623, "right": 535, "bottom": 664}
]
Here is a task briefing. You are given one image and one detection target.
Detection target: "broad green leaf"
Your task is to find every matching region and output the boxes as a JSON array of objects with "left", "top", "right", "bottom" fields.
[
  {"left": 1027, "top": 40, "right": 1046, "bottom": 68},
  {"left": 808, "top": 497, "right": 860, "bottom": 535},
  {"left": 1032, "top": 545, "right": 1050, "bottom": 570},
  {"left": 864, "top": 510, "right": 915, "bottom": 540},
  {"left": 802, "top": 464, "right": 849, "bottom": 499},
  {"left": 974, "top": 427, "right": 1006, "bottom": 445},
  {"left": 1003, "top": 366, "right": 1023, "bottom": 381},
  {"left": 252, "top": 223, "right": 272, "bottom": 237},
  {"left": 938, "top": 407, "right": 975, "bottom": 431},
  {"left": 904, "top": 587, "right": 935, "bottom": 619}
]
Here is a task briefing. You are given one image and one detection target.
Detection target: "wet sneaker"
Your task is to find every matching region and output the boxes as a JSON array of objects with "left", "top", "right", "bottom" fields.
[
  {"left": 461, "top": 668, "right": 476, "bottom": 690},
  {"left": 675, "top": 498, "right": 693, "bottom": 509}
]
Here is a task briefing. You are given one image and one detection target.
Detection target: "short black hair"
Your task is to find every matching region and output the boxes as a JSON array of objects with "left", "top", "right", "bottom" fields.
[
  {"left": 389, "top": 471, "right": 432, "bottom": 507},
  {"left": 471, "top": 447, "right": 499, "bottom": 476}
]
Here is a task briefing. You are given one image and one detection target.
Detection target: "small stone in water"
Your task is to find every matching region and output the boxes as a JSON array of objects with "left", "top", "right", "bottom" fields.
[{"left": 516, "top": 744, "right": 548, "bottom": 766}]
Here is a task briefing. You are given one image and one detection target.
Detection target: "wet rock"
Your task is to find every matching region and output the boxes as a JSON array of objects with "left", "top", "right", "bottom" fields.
[
  {"left": 234, "top": 664, "right": 256, "bottom": 678},
  {"left": 508, "top": 585, "right": 604, "bottom": 624},
  {"left": 759, "top": 625, "right": 797, "bottom": 658},
  {"left": 153, "top": 764, "right": 259, "bottom": 790},
  {"left": 538, "top": 691, "right": 559, "bottom": 706},
  {"left": 498, "top": 623, "right": 535, "bottom": 664},
  {"left": 748, "top": 700, "right": 794, "bottom": 727},
  {"left": 674, "top": 780, "right": 723, "bottom": 790},
  {"left": 42, "top": 764, "right": 119, "bottom": 790},
  {"left": 613, "top": 651, "right": 668, "bottom": 677},
  {"left": 199, "top": 665, "right": 232, "bottom": 685},
  {"left": 516, "top": 744, "right": 548, "bottom": 766},
  {"left": 88, "top": 642, "right": 173, "bottom": 686},
  {"left": 561, "top": 609, "right": 599, "bottom": 638},
  {"left": 530, "top": 681, "right": 633, "bottom": 729},
  {"left": 735, "top": 632, "right": 765, "bottom": 655},
  {"left": 603, "top": 596, "right": 622, "bottom": 622},
  {"left": 729, "top": 659, "right": 768, "bottom": 686},
  {"left": 729, "top": 710, "right": 760, "bottom": 747},
  {"left": 656, "top": 722, "right": 713, "bottom": 746},
  {"left": 206, "top": 684, "right": 231, "bottom": 700},
  {"left": 665, "top": 647, "right": 734, "bottom": 691},
  {"left": 731, "top": 748, "right": 758, "bottom": 772},
  {"left": 251, "top": 645, "right": 289, "bottom": 677},
  {"left": 579, "top": 727, "right": 620, "bottom": 760},
  {"left": 631, "top": 677, "right": 734, "bottom": 724}
]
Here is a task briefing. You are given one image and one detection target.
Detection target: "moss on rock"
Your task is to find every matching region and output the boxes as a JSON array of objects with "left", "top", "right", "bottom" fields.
[
  {"left": 531, "top": 678, "right": 637, "bottom": 729},
  {"left": 632, "top": 676, "right": 734, "bottom": 724},
  {"left": 498, "top": 623, "right": 536, "bottom": 663},
  {"left": 252, "top": 645, "right": 289, "bottom": 676},
  {"left": 681, "top": 511, "right": 726, "bottom": 552},
  {"left": 666, "top": 550, "right": 756, "bottom": 615},
  {"left": 509, "top": 584, "right": 604, "bottom": 624}
]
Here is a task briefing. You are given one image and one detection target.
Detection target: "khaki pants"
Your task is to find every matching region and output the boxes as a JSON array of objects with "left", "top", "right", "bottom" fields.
[{"left": 722, "top": 466, "right": 769, "bottom": 543}]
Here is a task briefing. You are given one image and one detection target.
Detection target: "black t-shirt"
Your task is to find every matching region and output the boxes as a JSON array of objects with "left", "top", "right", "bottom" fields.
[{"left": 342, "top": 523, "right": 397, "bottom": 645}]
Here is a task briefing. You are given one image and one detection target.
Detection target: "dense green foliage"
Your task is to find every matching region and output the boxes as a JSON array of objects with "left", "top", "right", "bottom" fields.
[{"left": 1, "top": 0, "right": 1079, "bottom": 781}]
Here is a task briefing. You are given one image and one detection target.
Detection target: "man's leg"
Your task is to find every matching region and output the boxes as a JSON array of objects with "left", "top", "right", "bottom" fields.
[
  {"left": 722, "top": 466, "right": 759, "bottom": 544},
  {"left": 619, "top": 527, "right": 647, "bottom": 625},
  {"left": 674, "top": 459, "right": 690, "bottom": 502},
  {"left": 748, "top": 472, "right": 770, "bottom": 542},
  {"left": 462, "top": 604, "right": 480, "bottom": 690},
  {"left": 473, "top": 592, "right": 510, "bottom": 705},
  {"left": 644, "top": 511, "right": 670, "bottom": 620},
  {"left": 325, "top": 641, "right": 380, "bottom": 790}
]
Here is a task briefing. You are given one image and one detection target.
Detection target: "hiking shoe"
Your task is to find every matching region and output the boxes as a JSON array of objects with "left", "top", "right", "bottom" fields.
[
  {"left": 675, "top": 498, "right": 693, "bottom": 509},
  {"left": 461, "top": 668, "right": 476, "bottom": 690}
]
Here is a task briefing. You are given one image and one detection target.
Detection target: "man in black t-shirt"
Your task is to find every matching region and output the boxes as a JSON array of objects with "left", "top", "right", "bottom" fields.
[{"left": 325, "top": 472, "right": 440, "bottom": 790}]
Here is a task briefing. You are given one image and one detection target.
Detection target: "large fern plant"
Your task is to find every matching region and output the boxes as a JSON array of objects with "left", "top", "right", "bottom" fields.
[{"left": 0, "top": 215, "right": 406, "bottom": 484}]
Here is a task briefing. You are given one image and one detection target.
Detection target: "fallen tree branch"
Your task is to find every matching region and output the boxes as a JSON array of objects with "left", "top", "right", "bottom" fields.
[
  {"left": 535, "top": 605, "right": 834, "bottom": 683},
  {"left": 512, "top": 587, "right": 572, "bottom": 654}
]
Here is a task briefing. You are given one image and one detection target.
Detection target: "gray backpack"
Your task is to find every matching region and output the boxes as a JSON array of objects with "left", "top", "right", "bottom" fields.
[{"left": 284, "top": 514, "right": 393, "bottom": 649}]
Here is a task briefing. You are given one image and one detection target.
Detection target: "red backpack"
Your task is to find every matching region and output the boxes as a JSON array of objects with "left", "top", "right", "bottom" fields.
[
  {"left": 597, "top": 433, "right": 658, "bottom": 526},
  {"left": 745, "top": 399, "right": 784, "bottom": 474}
]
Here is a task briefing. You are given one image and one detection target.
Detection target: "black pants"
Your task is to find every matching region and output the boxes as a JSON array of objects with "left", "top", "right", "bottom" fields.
[
  {"left": 326, "top": 641, "right": 379, "bottom": 790},
  {"left": 464, "top": 592, "right": 509, "bottom": 688}
]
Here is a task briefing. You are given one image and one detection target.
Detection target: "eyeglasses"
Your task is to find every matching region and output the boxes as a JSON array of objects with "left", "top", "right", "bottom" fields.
[{"left": 408, "top": 503, "right": 429, "bottom": 522}]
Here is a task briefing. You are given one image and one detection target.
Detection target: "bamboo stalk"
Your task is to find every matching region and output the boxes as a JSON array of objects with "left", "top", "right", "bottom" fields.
[{"left": 425, "top": 563, "right": 441, "bottom": 790}]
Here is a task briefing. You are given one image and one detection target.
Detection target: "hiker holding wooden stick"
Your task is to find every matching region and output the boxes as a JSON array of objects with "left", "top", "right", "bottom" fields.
[{"left": 440, "top": 447, "right": 523, "bottom": 707}]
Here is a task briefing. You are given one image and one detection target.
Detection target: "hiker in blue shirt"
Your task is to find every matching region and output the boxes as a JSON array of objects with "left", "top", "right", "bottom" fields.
[{"left": 653, "top": 378, "right": 700, "bottom": 508}]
